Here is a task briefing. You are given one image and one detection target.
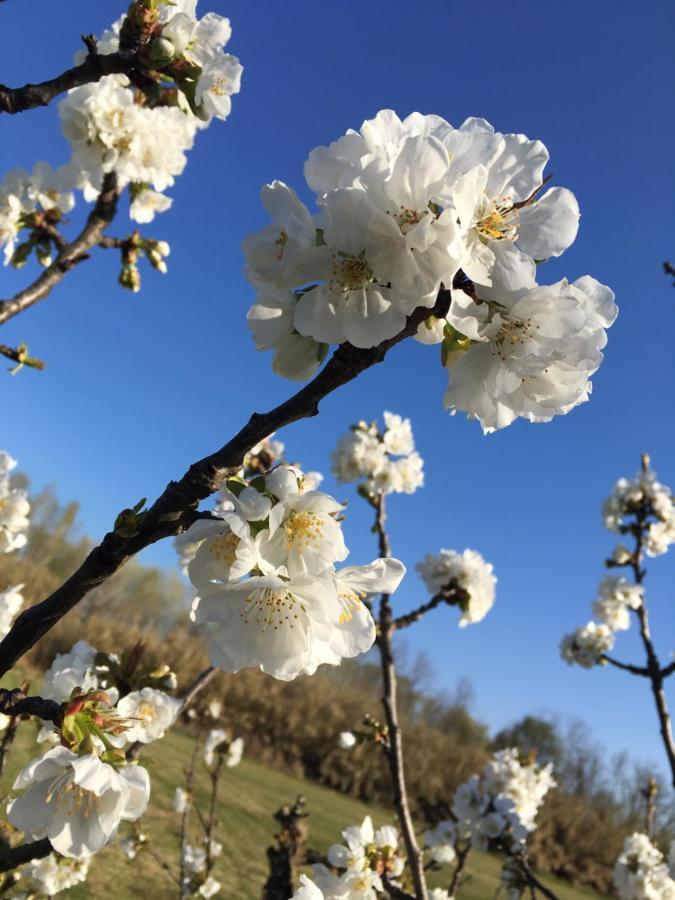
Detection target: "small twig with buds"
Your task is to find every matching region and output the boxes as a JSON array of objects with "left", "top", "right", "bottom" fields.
[
  {"left": 0, "top": 344, "right": 45, "bottom": 374},
  {"left": 262, "top": 796, "right": 309, "bottom": 900},
  {"left": 514, "top": 855, "right": 560, "bottom": 900},
  {"left": 393, "top": 587, "right": 464, "bottom": 630}
]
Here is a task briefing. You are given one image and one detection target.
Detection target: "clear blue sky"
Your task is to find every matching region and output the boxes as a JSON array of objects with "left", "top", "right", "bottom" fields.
[{"left": 1, "top": 0, "right": 674, "bottom": 777}]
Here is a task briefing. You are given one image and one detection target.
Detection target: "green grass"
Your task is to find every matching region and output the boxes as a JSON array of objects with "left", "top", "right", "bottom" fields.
[{"left": 0, "top": 722, "right": 607, "bottom": 899}]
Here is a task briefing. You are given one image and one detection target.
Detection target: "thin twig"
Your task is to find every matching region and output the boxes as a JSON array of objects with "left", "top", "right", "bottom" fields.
[
  {"left": 381, "top": 876, "right": 415, "bottom": 900},
  {"left": 179, "top": 732, "right": 201, "bottom": 900},
  {"left": 515, "top": 855, "right": 560, "bottom": 900},
  {"left": 0, "top": 173, "right": 120, "bottom": 327},
  {"left": 0, "top": 344, "right": 45, "bottom": 372},
  {"left": 393, "top": 588, "right": 462, "bottom": 630},
  {"left": 205, "top": 756, "right": 223, "bottom": 871},
  {"left": 0, "top": 288, "right": 452, "bottom": 678},
  {"left": 602, "top": 655, "right": 650, "bottom": 676},
  {"left": 628, "top": 475, "right": 675, "bottom": 787},
  {"left": 447, "top": 844, "right": 471, "bottom": 897},
  {"left": 374, "top": 494, "right": 428, "bottom": 900}
]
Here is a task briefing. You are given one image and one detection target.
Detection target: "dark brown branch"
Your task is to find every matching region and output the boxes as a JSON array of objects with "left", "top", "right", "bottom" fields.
[
  {"left": 0, "top": 51, "right": 142, "bottom": 115},
  {"left": 374, "top": 494, "right": 428, "bottom": 900},
  {"left": 393, "top": 588, "right": 463, "bottom": 630},
  {"left": 629, "top": 492, "right": 675, "bottom": 788},
  {"left": 0, "top": 289, "right": 451, "bottom": 678},
  {"left": 664, "top": 261, "right": 675, "bottom": 286},
  {"left": 0, "top": 173, "right": 120, "bottom": 327},
  {"left": 447, "top": 844, "right": 471, "bottom": 897},
  {"left": 0, "top": 688, "right": 61, "bottom": 724},
  {"left": 0, "top": 838, "right": 51, "bottom": 873},
  {"left": 262, "top": 796, "right": 309, "bottom": 900},
  {"left": 381, "top": 876, "right": 415, "bottom": 900},
  {"left": 515, "top": 855, "right": 560, "bottom": 900},
  {"left": 602, "top": 655, "right": 650, "bottom": 676}
]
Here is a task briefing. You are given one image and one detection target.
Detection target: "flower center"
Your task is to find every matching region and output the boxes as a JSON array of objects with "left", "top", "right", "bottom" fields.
[
  {"left": 330, "top": 251, "right": 374, "bottom": 293},
  {"left": 210, "top": 77, "right": 228, "bottom": 97},
  {"left": 274, "top": 229, "right": 288, "bottom": 261},
  {"left": 476, "top": 201, "right": 518, "bottom": 242},
  {"left": 338, "top": 588, "right": 366, "bottom": 624},
  {"left": 137, "top": 701, "right": 158, "bottom": 722},
  {"left": 284, "top": 511, "right": 323, "bottom": 550},
  {"left": 241, "top": 587, "right": 303, "bottom": 632},
  {"left": 46, "top": 772, "right": 100, "bottom": 819},
  {"left": 390, "top": 205, "right": 428, "bottom": 234},
  {"left": 208, "top": 532, "right": 240, "bottom": 566}
]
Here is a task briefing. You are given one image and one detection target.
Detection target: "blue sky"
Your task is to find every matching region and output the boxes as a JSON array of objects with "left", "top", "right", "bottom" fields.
[{"left": 1, "top": 0, "right": 674, "bottom": 777}]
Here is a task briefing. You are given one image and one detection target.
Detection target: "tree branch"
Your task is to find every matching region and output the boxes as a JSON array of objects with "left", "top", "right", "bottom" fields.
[
  {"left": 0, "top": 173, "right": 120, "bottom": 327},
  {"left": 661, "top": 659, "right": 675, "bottom": 679},
  {"left": 0, "top": 838, "right": 51, "bottom": 874},
  {"left": 515, "top": 855, "right": 560, "bottom": 900},
  {"left": 601, "top": 655, "right": 650, "bottom": 677},
  {"left": 0, "top": 289, "right": 452, "bottom": 678},
  {"left": 393, "top": 588, "right": 462, "bottom": 630},
  {"left": 374, "top": 494, "right": 429, "bottom": 900},
  {"left": 0, "top": 688, "right": 61, "bottom": 724},
  {"left": 0, "top": 51, "right": 142, "bottom": 115}
]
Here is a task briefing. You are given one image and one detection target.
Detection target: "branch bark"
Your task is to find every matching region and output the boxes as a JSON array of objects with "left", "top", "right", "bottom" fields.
[
  {"left": 629, "top": 502, "right": 675, "bottom": 788},
  {"left": 0, "top": 173, "right": 120, "bottom": 327},
  {"left": 393, "top": 588, "right": 462, "bottom": 630},
  {"left": 0, "top": 288, "right": 451, "bottom": 678},
  {"left": 374, "top": 494, "right": 428, "bottom": 900},
  {"left": 0, "top": 838, "right": 51, "bottom": 874},
  {"left": 0, "top": 51, "right": 142, "bottom": 114},
  {"left": 0, "top": 688, "right": 61, "bottom": 724},
  {"left": 601, "top": 655, "right": 650, "bottom": 677}
]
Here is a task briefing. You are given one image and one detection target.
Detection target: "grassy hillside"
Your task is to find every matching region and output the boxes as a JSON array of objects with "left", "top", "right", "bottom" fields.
[{"left": 0, "top": 723, "right": 607, "bottom": 899}]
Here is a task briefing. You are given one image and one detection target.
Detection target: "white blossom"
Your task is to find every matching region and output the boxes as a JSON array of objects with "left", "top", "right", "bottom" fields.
[
  {"left": 613, "top": 833, "right": 675, "bottom": 900},
  {"left": 338, "top": 731, "right": 357, "bottom": 749},
  {"left": 174, "top": 786, "right": 189, "bottom": 813},
  {"left": 114, "top": 688, "right": 181, "bottom": 744},
  {"left": 292, "top": 875, "right": 325, "bottom": 900},
  {"left": 423, "top": 819, "right": 457, "bottom": 864},
  {"left": 592, "top": 576, "right": 643, "bottom": 632},
  {"left": 560, "top": 621, "right": 614, "bottom": 668},
  {"left": 41, "top": 641, "right": 99, "bottom": 703},
  {"left": 130, "top": 188, "right": 173, "bottom": 224},
  {"left": 21, "top": 853, "right": 89, "bottom": 896},
  {"left": 183, "top": 843, "right": 207, "bottom": 873},
  {"left": 8, "top": 748, "right": 150, "bottom": 859},
  {"left": 416, "top": 548, "right": 496, "bottom": 626},
  {"left": 331, "top": 413, "right": 424, "bottom": 496},
  {"left": 198, "top": 876, "right": 222, "bottom": 897},
  {"left": 0, "top": 452, "right": 30, "bottom": 553},
  {"left": 0, "top": 583, "right": 23, "bottom": 639},
  {"left": 441, "top": 276, "right": 617, "bottom": 433},
  {"left": 602, "top": 466, "right": 675, "bottom": 557}
]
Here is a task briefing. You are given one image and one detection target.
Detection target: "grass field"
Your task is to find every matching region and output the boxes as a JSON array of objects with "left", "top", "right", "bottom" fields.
[{"left": 0, "top": 722, "right": 607, "bottom": 899}]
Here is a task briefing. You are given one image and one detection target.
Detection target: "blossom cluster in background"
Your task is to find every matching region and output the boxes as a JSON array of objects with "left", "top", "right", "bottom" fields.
[
  {"left": 0, "top": 0, "right": 243, "bottom": 285},
  {"left": 331, "top": 411, "right": 424, "bottom": 497},
  {"left": 561, "top": 461, "right": 673, "bottom": 669},
  {"left": 416, "top": 547, "right": 496, "bottom": 626},
  {"left": 184, "top": 462, "right": 406, "bottom": 680},
  {"left": 0, "top": 451, "right": 30, "bottom": 554},
  {"left": 612, "top": 833, "right": 675, "bottom": 900},
  {"left": 245, "top": 109, "right": 616, "bottom": 432}
]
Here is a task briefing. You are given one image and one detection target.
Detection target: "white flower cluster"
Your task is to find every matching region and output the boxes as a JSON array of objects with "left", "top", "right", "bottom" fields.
[
  {"left": 245, "top": 109, "right": 616, "bottom": 432},
  {"left": 416, "top": 547, "right": 496, "bottom": 626},
  {"left": 592, "top": 576, "right": 643, "bottom": 632},
  {"left": 452, "top": 748, "right": 555, "bottom": 851},
  {"left": 424, "top": 819, "right": 458, "bottom": 864},
  {"left": 57, "top": 3, "right": 242, "bottom": 221},
  {"left": 613, "top": 833, "right": 675, "bottom": 900},
  {"left": 203, "top": 729, "right": 244, "bottom": 767},
  {"left": 559, "top": 621, "right": 614, "bottom": 669},
  {"left": 561, "top": 574, "right": 644, "bottom": 668},
  {"left": 20, "top": 853, "right": 90, "bottom": 896},
  {"left": 603, "top": 465, "right": 675, "bottom": 557},
  {"left": 331, "top": 412, "right": 424, "bottom": 496},
  {"left": 0, "top": 451, "right": 30, "bottom": 554},
  {"left": 0, "top": 164, "right": 74, "bottom": 266},
  {"left": 0, "top": 583, "right": 23, "bottom": 639},
  {"left": 7, "top": 747, "right": 150, "bottom": 859},
  {"left": 311, "top": 815, "right": 405, "bottom": 899},
  {"left": 187, "top": 464, "right": 405, "bottom": 680}
]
